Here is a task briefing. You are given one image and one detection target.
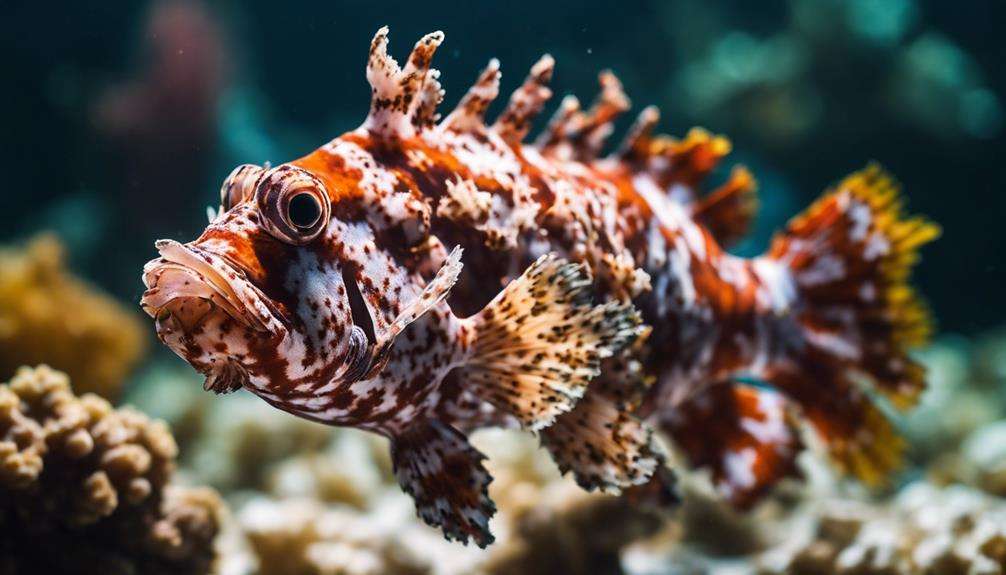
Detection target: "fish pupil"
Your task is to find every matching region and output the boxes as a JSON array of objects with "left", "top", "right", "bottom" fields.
[{"left": 289, "top": 193, "right": 321, "bottom": 229}]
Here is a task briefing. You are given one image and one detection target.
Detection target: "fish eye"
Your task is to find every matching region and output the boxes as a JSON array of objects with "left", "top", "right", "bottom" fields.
[
  {"left": 255, "top": 165, "right": 331, "bottom": 245},
  {"left": 288, "top": 193, "right": 322, "bottom": 229}
]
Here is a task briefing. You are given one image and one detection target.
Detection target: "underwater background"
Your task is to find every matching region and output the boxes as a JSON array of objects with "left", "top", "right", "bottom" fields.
[{"left": 0, "top": 1, "right": 1004, "bottom": 573}]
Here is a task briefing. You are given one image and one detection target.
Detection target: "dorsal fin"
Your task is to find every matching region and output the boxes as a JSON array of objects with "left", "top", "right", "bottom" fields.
[
  {"left": 535, "top": 95, "right": 581, "bottom": 150},
  {"left": 413, "top": 68, "right": 444, "bottom": 130},
  {"left": 644, "top": 128, "right": 732, "bottom": 191},
  {"left": 538, "top": 71, "right": 630, "bottom": 161},
  {"left": 614, "top": 105, "right": 660, "bottom": 161},
  {"left": 493, "top": 55, "right": 555, "bottom": 144},
  {"left": 691, "top": 166, "right": 758, "bottom": 247},
  {"left": 614, "top": 109, "right": 757, "bottom": 245},
  {"left": 441, "top": 59, "right": 501, "bottom": 133},
  {"left": 613, "top": 121, "right": 734, "bottom": 204},
  {"left": 573, "top": 70, "right": 631, "bottom": 159},
  {"left": 363, "top": 27, "right": 444, "bottom": 138}
]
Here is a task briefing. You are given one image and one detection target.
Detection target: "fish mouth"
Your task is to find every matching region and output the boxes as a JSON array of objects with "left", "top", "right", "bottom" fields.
[{"left": 141, "top": 239, "right": 286, "bottom": 335}]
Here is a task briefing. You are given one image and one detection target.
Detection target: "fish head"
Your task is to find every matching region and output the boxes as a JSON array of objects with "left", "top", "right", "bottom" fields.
[{"left": 141, "top": 162, "right": 376, "bottom": 394}]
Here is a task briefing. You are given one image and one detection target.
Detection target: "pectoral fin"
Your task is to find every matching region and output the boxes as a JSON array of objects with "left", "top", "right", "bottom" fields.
[{"left": 458, "top": 254, "right": 644, "bottom": 431}]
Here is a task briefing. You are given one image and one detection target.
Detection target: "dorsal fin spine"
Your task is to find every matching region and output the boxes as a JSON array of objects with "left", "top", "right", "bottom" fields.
[
  {"left": 615, "top": 105, "right": 660, "bottom": 161},
  {"left": 363, "top": 27, "right": 444, "bottom": 137},
  {"left": 535, "top": 95, "right": 581, "bottom": 148},
  {"left": 493, "top": 55, "right": 555, "bottom": 144},
  {"left": 441, "top": 58, "right": 502, "bottom": 132}
]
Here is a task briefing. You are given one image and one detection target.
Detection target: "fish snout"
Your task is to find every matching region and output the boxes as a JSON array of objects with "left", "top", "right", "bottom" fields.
[{"left": 141, "top": 239, "right": 286, "bottom": 335}]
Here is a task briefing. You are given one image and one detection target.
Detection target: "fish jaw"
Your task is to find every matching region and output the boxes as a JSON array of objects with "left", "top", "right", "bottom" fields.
[
  {"left": 141, "top": 239, "right": 287, "bottom": 335},
  {"left": 141, "top": 238, "right": 290, "bottom": 391}
]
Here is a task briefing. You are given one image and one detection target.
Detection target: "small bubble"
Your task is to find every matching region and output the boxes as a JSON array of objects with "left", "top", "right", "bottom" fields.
[{"left": 587, "top": 48, "right": 593, "bottom": 55}]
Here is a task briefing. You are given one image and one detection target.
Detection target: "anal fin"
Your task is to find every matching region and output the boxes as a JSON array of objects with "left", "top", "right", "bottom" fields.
[
  {"left": 459, "top": 254, "right": 644, "bottom": 431},
  {"left": 391, "top": 419, "right": 496, "bottom": 547},
  {"left": 768, "top": 360, "right": 905, "bottom": 486}
]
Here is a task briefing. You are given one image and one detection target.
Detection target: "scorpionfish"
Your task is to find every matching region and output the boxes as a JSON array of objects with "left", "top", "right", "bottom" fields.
[{"left": 141, "top": 28, "right": 940, "bottom": 546}]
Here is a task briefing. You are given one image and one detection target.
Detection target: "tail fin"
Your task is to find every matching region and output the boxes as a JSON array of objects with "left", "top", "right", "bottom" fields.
[{"left": 763, "top": 164, "right": 939, "bottom": 481}]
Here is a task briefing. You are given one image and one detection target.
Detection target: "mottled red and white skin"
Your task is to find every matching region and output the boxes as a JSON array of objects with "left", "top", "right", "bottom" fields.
[{"left": 141, "top": 28, "right": 939, "bottom": 546}]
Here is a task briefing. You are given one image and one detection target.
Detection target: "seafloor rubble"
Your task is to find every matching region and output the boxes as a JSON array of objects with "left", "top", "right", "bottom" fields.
[{"left": 759, "top": 482, "right": 1006, "bottom": 574}]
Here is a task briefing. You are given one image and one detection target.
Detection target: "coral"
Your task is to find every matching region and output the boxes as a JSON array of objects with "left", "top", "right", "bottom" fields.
[
  {"left": 238, "top": 497, "right": 470, "bottom": 575},
  {"left": 758, "top": 481, "right": 1006, "bottom": 574},
  {"left": 902, "top": 332, "right": 1006, "bottom": 490},
  {"left": 226, "top": 428, "right": 663, "bottom": 575},
  {"left": 127, "top": 361, "right": 342, "bottom": 493},
  {"left": 233, "top": 428, "right": 477, "bottom": 575},
  {"left": 265, "top": 431, "right": 392, "bottom": 508},
  {"left": 475, "top": 429, "right": 665, "bottom": 575},
  {"left": 482, "top": 483, "right": 664, "bottom": 575},
  {"left": 0, "top": 365, "right": 223, "bottom": 575},
  {"left": 186, "top": 393, "right": 337, "bottom": 492},
  {"left": 0, "top": 235, "right": 147, "bottom": 400},
  {"left": 961, "top": 422, "right": 1006, "bottom": 497}
]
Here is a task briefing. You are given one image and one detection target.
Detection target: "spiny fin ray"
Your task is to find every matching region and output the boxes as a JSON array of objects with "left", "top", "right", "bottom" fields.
[
  {"left": 441, "top": 59, "right": 501, "bottom": 132},
  {"left": 692, "top": 165, "right": 759, "bottom": 247},
  {"left": 615, "top": 105, "right": 660, "bottom": 160},
  {"left": 493, "top": 55, "right": 555, "bottom": 144},
  {"left": 539, "top": 71, "right": 631, "bottom": 161},
  {"left": 364, "top": 27, "right": 444, "bottom": 137}
]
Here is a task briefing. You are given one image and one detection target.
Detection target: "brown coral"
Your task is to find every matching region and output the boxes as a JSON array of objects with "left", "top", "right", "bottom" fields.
[
  {"left": 0, "top": 365, "right": 223, "bottom": 575},
  {"left": 0, "top": 235, "right": 147, "bottom": 400}
]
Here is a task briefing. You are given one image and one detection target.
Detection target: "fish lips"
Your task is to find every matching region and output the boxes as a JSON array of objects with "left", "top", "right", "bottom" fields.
[{"left": 141, "top": 239, "right": 287, "bottom": 336}]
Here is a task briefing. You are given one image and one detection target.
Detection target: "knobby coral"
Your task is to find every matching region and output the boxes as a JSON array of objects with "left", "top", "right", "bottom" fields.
[
  {"left": 0, "top": 235, "right": 147, "bottom": 400},
  {"left": 0, "top": 365, "right": 223, "bottom": 575}
]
